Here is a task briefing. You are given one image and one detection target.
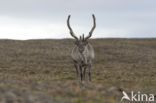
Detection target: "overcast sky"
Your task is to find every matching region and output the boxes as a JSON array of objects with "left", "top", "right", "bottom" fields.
[{"left": 0, "top": 0, "right": 156, "bottom": 39}]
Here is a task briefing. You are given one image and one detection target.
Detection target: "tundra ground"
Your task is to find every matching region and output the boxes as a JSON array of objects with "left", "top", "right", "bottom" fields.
[{"left": 0, "top": 39, "right": 155, "bottom": 103}]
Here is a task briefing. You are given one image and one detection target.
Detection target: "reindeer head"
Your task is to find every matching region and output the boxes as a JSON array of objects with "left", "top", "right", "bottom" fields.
[{"left": 67, "top": 14, "right": 96, "bottom": 53}]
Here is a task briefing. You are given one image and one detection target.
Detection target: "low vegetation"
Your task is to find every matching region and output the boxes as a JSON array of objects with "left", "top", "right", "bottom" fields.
[{"left": 0, "top": 38, "right": 155, "bottom": 103}]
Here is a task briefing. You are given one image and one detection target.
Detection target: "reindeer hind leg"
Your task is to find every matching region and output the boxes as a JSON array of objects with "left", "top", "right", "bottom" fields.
[{"left": 88, "top": 64, "right": 92, "bottom": 81}]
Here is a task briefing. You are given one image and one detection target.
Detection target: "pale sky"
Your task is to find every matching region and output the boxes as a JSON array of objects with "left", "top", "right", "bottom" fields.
[{"left": 0, "top": 0, "right": 156, "bottom": 39}]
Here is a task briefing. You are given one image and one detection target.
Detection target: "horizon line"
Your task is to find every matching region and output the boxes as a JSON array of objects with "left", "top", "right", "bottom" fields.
[{"left": 0, "top": 37, "right": 156, "bottom": 41}]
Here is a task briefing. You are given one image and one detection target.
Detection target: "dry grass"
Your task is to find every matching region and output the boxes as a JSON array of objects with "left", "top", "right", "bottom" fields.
[{"left": 0, "top": 38, "right": 156, "bottom": 103}]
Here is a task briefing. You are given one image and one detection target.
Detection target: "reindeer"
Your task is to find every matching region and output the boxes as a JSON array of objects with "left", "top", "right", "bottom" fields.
[{"left": 67, "top": 14, "right": 96, "bottom": 81}]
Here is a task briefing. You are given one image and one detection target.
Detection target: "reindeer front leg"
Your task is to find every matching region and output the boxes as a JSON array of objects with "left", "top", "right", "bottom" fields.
[
  {"left": 74, "top": 63, "right": 79, "bottom": 80},
  {"left": 79, "top": 65, "right": 83, "bottom": 81},
  {"left": 83, "top": 66, "right": 87, "bottom": 80}
]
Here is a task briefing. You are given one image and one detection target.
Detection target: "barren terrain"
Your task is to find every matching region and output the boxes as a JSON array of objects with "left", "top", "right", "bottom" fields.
[{"left": 0, "top": 39, "right": 155, "bottom": 103}]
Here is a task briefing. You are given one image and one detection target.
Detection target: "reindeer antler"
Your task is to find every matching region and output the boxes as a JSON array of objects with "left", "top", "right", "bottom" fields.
[
  {"left": 67, "top": 15, "right": 78, "bottom": 40},
  {"left": 85, "top": 14, "right": 96, "bottom": 40}
]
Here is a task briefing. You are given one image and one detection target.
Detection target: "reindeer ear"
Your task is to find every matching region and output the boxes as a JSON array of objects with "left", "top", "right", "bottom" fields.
[
  {"left": 75, "top": 41, "right": 78, "bottom": 45},
  {"left": 84, "top": 41, "right": 88, "bottom": 45}
]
